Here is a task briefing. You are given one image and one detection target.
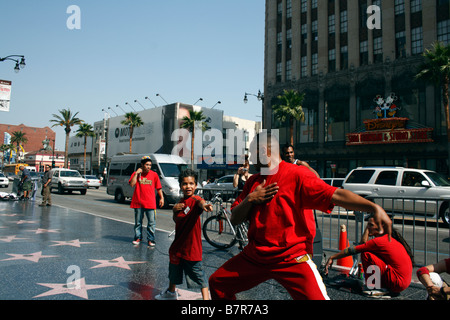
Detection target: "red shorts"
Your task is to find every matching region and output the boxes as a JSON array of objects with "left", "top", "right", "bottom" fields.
[{"left": 208, "top": 252, "right": 329, "bottom": 300}]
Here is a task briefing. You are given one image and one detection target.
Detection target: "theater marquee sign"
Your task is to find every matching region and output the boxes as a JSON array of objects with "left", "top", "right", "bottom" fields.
[{"left": 346, "top": 93, "right": 434, "bottom": 146}]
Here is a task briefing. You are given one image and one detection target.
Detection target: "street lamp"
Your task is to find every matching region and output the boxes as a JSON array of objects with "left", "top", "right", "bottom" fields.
[
  {"left": 193, "top": 98, "right": 203, "bottom": 105},
  {"left": 243, "top": 90, "right": 264, "bottom": 104},
  {"left": 144, "top": 97, "right": 157, "bottom": 108},
  {"left": 0, "top": 55, "right": 26, "bottom": 73},
  {"left": 116, "top": 104, "right": 126, "bottom": 113},
  {"left": 125, "top": 102, "right": 137, "bottom": 111},
  {"left": 102, "top": 108, "right": 111, "bottom": 117},
  {"left": 133, "top": 99, "right": 146, "bottom": 110},
  {"left": 211, "top": 101, "right": 221, "bottom": 109},
  {"left": 156, "top": 93, "right": 169, "bottom": 105},
  {"left": 108, "top": 107, "right": 118, "bottom": 116}
]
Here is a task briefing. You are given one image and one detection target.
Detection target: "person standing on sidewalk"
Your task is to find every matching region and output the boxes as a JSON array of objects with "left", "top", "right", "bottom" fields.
[
  {"left": 39, "top": 165, "right": 52, "bottom": 206},
  {"left": 129, "top": 156, "right": 164, "bottom": 247},
  {"left": 18, "top": 166, "right": 32, "bottom": 200}
]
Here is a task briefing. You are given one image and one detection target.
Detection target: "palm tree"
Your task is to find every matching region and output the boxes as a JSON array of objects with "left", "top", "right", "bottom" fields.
[
  {"left": 120, "top": 112, "right": 144, "bottom": 153},
  {"left": 415, "top": 41, "right": 450, "bottom": 166},
  {"left": 75, "top": 123, "right": 95, "bottom": 176},
  {"left": 180, "top": 110, "right": 210, "bottom": 168},
  {"left": 272, "top": 89, "right": 306, "bottom": 146},
  {"left": 10, "top": 131, "right": 28, "bottom": 162},
  {"left": 50, "top": 109, "right": 83, "bottom": 168},
  {"left": 0, "top": 144, "right": 10, "bottom": 166}
]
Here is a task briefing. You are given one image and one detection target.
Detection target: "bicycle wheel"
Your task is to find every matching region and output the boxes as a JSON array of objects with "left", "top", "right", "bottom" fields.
[{"left": 203, "top": 216, "right": 237, "bottom": 249}]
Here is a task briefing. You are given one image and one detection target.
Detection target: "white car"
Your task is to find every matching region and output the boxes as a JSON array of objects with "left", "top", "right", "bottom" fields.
[
  {"left": 342, "top": 167, "right": 450, "bottom": 226},
  {"left": 50, "top": 168, "right": 88, "bottom": 195},
  {"left": 0, "top": 173, "right": 9, "bottom": 188},
  {"left": 83, "top": 175, "right": 101, "bottom": 189}
]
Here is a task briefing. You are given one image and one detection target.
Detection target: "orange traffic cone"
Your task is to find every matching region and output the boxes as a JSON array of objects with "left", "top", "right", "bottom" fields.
[{"left": 337, "top": 224, "right": 353, "bottom": 274}]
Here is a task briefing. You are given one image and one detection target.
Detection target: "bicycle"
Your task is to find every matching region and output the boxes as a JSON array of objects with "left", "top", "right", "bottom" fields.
[{"left": 202, "top": 193, "right": 248, "bottom": 250}]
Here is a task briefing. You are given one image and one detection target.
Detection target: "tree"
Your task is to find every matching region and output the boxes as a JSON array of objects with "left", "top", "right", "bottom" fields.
[
  {"left": 10, "top": 131, "right": 28, "bottom": 162},
  {"left": 272, "top": 89, "right": 306, "bottom": 146},
  {"left": 180, "top": 109, "right": 210, "bottom": 168},
  {"left": 415, "top": 41, "right": 450, "bottom": 168},
  {"left": 120, "top": 112, "right": 144, "bottom": 153},
  {"left": 75, "top": 123, "right": 95, "bottom": 176},
  {"left": 50, "top": 109, "right": 83, "bottom": 168}
]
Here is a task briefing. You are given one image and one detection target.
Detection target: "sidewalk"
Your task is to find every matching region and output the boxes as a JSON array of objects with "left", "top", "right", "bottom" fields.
[{"left": 0, "top": 199, "right": 427, "bottom": 301}]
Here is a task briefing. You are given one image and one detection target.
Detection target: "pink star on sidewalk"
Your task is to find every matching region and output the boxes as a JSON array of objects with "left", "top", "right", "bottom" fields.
[
  {"left": 89, "top": 256, "right": 146, "bottom": 270},
  {"left": 34, "top": 277, "right": 113, "bottom": 299},
  {"left": 27, "top": 228, "right": 60, "bottom": 234},
  {"left": 16, "top": 220, "right": 38, "bottom": 224},
  {"left": 0, "top": 251, "right": 58, "bottom": 262},
  {"left": 0, "top": 235, "right": 29, "bottom": 243},
  {"left": 50, "top": 239, "right": 94, "bottom": 247}
]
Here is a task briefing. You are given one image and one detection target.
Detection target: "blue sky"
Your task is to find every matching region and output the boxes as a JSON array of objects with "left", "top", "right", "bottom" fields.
[{"left": 0, "top": 1, "right": 265, "bottom": 150}]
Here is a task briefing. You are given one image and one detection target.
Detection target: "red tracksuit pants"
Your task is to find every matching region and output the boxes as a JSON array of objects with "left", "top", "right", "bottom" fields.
[{"left": 209, "top": 252, "right": 329, "bottom": 300}]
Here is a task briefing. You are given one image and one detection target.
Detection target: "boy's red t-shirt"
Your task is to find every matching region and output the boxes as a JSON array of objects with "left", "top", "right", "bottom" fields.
[
  {"left": 129, "top": 170, "right": 162, "bottom": 209},
  {"left": 169, "top": 195, "right": 204, "bottom": 264},
  {"left": 231, "top": 161, "right": 337, "bottom": 264}
]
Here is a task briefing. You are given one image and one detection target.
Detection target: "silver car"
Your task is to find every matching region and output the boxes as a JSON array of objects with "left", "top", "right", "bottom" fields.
[
  {"left": 202, "top": 175, "right": 237, "bottom": 201},
  {"left": 342, "top": 167, "right": 450, "bottom": 226},
  {"left": 0, "top": 172, "right": 9, "bottom": 188}
]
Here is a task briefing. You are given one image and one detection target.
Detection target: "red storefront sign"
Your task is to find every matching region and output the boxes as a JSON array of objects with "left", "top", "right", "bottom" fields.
[{"left": 346, "top": 128, "right": 433, "bottom": 145}]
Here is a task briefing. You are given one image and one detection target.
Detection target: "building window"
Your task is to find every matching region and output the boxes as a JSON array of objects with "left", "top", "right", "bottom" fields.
[
  {"left": 301, "top": 23, "right": 308, "bottom": 44},
  {"left": 277, "top": 1, "right": 283, "bottom": 15},
  {"left": 312, "top": 53, "right": 318, "bottom": 76},
  {"left": 410, "top": 0, "right": 422, "bottom": 13},
  {"left": 311, "top": 0, "right": 318, "bottom": 9},
  {"left": 395, "top": 31, "right": 406, "bottom": 58},
  {"left": 437, "top": 19, "right": 450, "bottom": 45},
  {"left": 328, "top": 14, "right": 336, "bottom": 34},
  {"left": 301, "top": 0, "right": 307, "bottom": 12},
  {"left": 286, "top": 0, "right": 292, "bottom": 18},
  {"left": 340, "top": 10, "right": 348, "bottom": 33},
  {"left": 276, "top": 62, "right": 282, "bottom": 82},
  {"left": 411, "top": 27, "right": 423, "bottom": 55},
  {"left": 340, "top": 45, "right": 348, "bottom": 70},
  {"left": 360, "top": 40, "right": 369, "bottom": 65},
  {"left": 372, "top": 0, "right": 381, "bottom": 7},
  {"left": 394, "top": 0, "right": 405, "bottom": 15},
  {"left": 373, "top": 36, "right": 383, "bottom": 63},
  {"left": 328, "top": 49, "right": 336, "bottom": 72},
  {"left": 311, "top": 20, "right": 318, "bottom": 41},
  {"left": 286, "top": 29, "right": 292, "bottom": 49},
  {"left": 286, "top": 60, "right": 292, "bottom": 81},
  {"left": 301, "top": 56, "right": 308, "bottom": 78}
]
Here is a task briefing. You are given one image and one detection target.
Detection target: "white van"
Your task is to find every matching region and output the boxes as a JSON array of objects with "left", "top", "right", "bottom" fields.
[
  {"left": 50, "top": 168, "right": 88, "bottom": 195},
  {"left": 106, "top": 153, "right": 188, "bottom": 206}
]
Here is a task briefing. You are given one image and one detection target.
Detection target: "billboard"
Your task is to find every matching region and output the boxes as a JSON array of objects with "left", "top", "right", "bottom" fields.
[{"left": 0, "top": 80, "right": 12, "bottom": 112}]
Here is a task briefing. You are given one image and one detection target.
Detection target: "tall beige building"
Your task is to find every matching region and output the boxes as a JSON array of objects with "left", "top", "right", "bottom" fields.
[{"left": 264, "top": 0, "right": 450, "bottom": 176}]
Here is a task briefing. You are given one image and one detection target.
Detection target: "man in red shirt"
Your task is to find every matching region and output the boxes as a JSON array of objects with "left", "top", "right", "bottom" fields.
[
  {"left": 208, "top": 131, "right": 392, "bottom": 300},
  {"left": 129, "top": 156, "right": 164, "bottom": 247}
]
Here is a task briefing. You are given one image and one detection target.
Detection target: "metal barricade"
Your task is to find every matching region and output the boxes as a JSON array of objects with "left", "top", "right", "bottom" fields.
[{"left": 316, "top": 196, "right": 450, "bottom": 267}]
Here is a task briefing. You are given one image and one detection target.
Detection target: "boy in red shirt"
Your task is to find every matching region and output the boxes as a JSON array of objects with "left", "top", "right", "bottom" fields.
[
  {"left": 156, "top": 169, "right": 213, "bottom": 300},
  {"left": 129, "top": 156, "right": 164, "bottom": 247},
  {"left": 208, "top": 131, "right": 392, "bottom": 300}
]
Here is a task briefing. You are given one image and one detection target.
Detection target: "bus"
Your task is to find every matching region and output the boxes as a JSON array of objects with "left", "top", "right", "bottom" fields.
[{"left": 2, "top": 163, "right": 30, "bottom": 175}]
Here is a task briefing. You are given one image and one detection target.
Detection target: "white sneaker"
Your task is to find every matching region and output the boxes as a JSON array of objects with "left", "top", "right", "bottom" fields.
[{"left": 155, "top": 289, "right": 178, "bottom": 300}]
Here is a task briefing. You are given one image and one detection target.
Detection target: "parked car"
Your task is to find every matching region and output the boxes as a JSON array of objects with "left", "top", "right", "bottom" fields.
[
  {"left": 0, "top": 172, "right": 9, "bottom": 188},
  {"left": 50, "top": 168, "right": 88, "bottom": 195},
  {"left": 202, "top": 175, "right": 237, "bottom": 201},
  {"left": 83, "top": 175, "right": 101, "bottom": 189},
  {"left": 342, "top": 166, "right": 450, "bottom": 226},
  {"left": 321, "top": 178, "right": 345, "bottom": 188}
]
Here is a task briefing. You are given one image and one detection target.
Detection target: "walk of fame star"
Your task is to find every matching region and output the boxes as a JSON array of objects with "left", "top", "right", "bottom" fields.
[
  {"left": 0, "top": 251, "right": 58, "bottom": 262},
  {"left": 50, "top": 239, "right": 94, "bottom": 247},
  {"left": 89, "top": 256, "right": 146, "bottom": 270},
  {"left": 27, "top": 228, "right": 60, "bottom": 234},
  {"left": 0, "top": 235, "right": 29, "bottom": 242},
  {"left": 34, "top": 277, "right": 113, "bottom": 299}
]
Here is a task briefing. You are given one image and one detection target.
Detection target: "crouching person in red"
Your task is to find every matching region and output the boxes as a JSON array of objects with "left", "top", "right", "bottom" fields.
[
  {"left": 208, "top": 131, "right": 392, "bottom": 300},
  {"left": 156, "top": 169, "right": 213, "bottom": 300}
]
